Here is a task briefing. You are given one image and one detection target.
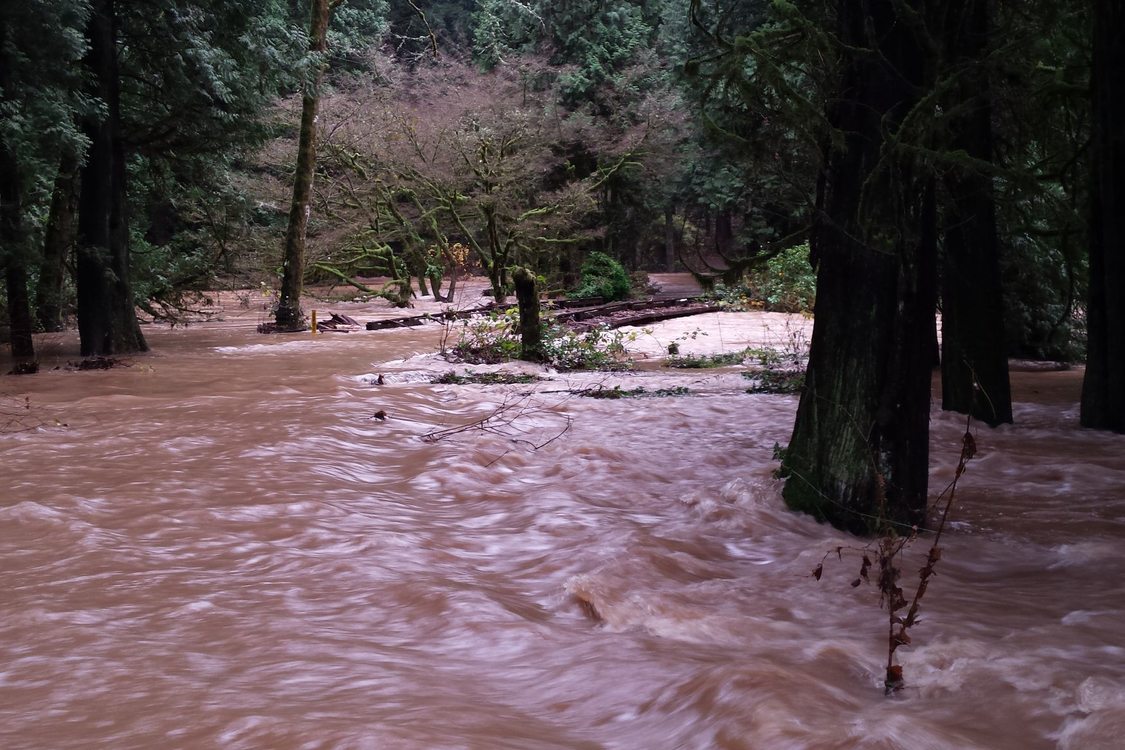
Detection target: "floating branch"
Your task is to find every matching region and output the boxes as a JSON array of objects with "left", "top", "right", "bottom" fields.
[{"left": 421, "top": 392, "right": 571, "bottom": 451}]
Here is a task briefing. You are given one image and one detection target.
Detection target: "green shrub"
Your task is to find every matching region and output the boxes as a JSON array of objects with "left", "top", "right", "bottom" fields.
[
  {"left": 572, "top": 251, "right": 632, "bottom": 301},
  {"left": 541, "top": 324, "right": 634, "bottom": 371},
  {"left": 450, "top": 310, "right": 522, "bottom": 364},
  {"left": 710, "top": 281, "right": 755, "bottom": 310},
  {"left": 748, "top": 243, "right": 816, "bottom": 313},
  {"left": 743, "top": 368, "right": 805, "bottom": 394},
  {"left": 432, "top": 371, "right": 541, "bottom": 385},
  {"left": 578, "top": 386, "right": 689, "bottom": 399},
  {"left": 666, "top": 349, "right": 749, "bottom": 368},
  {"left": 448, "top": 310, "right": 634, "bottom": 371}
]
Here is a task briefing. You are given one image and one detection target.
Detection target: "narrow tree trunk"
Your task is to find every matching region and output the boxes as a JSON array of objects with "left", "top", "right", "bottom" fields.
[
  {"left": 664, "top": 203, "right": 677, "bottom": 272},
  {"left": 513, "top": 267, "right": 544, "bottom": 362},
  {"left": 484, "top": 209, "right": 506, "bottom": 303},
  {"left": 275, "top": 0, "right": 336, "bottom": 331},
  {"left": 5, "top": 264, "right": 35, "bottom": 359},
  {"left": 77, "top": 0, "right": 146, "bottom": 356},
  {"left": 940, "top": 0, "right": 1012, "bottom": 426},
  {"left": 1082, "top": 0, "right": 1125, "bottom": 432},
  {"left": 781, "top": 1, "right": 937, "bottom": 535},
  {"left": 714, "top": 207, "right": 733, "bottom": 256},
  {"left": 36, "top": 154, "right": 81, "bottom": 332}
]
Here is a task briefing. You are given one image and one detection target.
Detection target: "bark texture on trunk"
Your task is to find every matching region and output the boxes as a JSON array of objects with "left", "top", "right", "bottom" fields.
[
  {"left": 781, "top": 1, "right": 938, "bottom": 535},
  {"left": 275, "top": 0, "right": 335, "bottom": 331},
  {"left": 76, "top": 0, "right": 146, "bottom": 356},
  {"left": 1082, "top": 0, "right": 1125, "bottom": 432},
  {"left": 940, "top": 0, "right": 1012, "bottom": 426},
  {"left": 36, "top": 155, "right": 81, "bottom": 332},
  {"left": 513, "top": 267, "right": 544, "bottom": 362}
]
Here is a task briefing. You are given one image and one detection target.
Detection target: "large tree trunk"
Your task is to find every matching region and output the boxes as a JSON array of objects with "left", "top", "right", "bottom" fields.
[
  {"left": 1082, "top": 0, "right": 1125, "bottom": 432},
  {"left": 77, "top": 0, "right": 146, "bottom": 356},
  {"left": 781, "top": 1, "right": 938, "bottom": 535},
  {"left": 275, "top": 0, "right": 337, "bottom": 331},
  {"left": 36, "top": 154, "right": 81, "bottom": 332},
  {"left": 940, "top": 0, "right": 1012, "bottom": 426},
  {"left": 0, "top": 16, "right": 34, "bottom": 360}
]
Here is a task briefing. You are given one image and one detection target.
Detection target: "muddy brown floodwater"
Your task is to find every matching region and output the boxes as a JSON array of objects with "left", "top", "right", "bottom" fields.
[{"left": 2, "top": 291, "right": 1124, "bottom": 749}]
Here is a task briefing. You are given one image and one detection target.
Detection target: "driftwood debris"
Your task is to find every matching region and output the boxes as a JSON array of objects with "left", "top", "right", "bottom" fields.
[{"left": 316, "top": 313, "right": 362, "bottom": 332}]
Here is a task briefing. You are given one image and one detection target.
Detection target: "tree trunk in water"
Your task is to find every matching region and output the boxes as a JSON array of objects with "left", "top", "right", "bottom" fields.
[
  {"left": 5, "top": 264, "right": 35, "bottom": 359},
  {"left": 513, "top": 267, "right": 544, "bottom": 362},
  {"left": 940, "top": 0, "right": 1012, "bottom": 426},
  {"left": 76, "top": 0, "right": 146, "bottom": 356},
  {"left": 781, "top": 1, "right": 938, "bottom": 535},
  {"left": 428, "top": 274, "right": 445, "bottom": 302},
  {"left": 275, "top": 0, "right": 335, "bottom": 331},
  {"left": 36, "top": 154, "right": 81, "bottom": 332},
  {"left": 1082, "top": 0, "right": 1125, "bottom": 432}
]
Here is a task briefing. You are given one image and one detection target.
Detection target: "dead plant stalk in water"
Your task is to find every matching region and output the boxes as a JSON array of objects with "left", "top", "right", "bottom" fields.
[
  {"left": 811, "top": 414, "right": 977, "bottom": 694},
  {"left": 881, "top": 414, "right": 976, "bottom": 694}
]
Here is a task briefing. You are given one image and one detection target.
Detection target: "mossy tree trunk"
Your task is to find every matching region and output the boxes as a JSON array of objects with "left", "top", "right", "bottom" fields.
[
  {"left": 1082, "top": 0, "right": 1125, "bottom": 432},
  {"left": 76, "top": 0, "right": 147, "bottom": 356},
  {"left": 781, "top": 1, "right": 938, "bottom": 536},
  {"left": 513, "top": 267, "right": 544, "bottom": 363},
  {"left": 275, "top": 0, "right": 341, "bottom": 331},
  {"left": 940, "top": 0, "right": 1012, "bottom": 426}
]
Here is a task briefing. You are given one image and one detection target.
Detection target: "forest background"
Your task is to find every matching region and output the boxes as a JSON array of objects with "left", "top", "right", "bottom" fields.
[{"left": 0, "top": 0, "right": 1093, "bottom": 355}]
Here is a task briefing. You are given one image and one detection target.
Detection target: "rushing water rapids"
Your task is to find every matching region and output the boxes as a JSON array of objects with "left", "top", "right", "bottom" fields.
[{"left": 2, "top": 298, "right": 1124, "bottom": 749}]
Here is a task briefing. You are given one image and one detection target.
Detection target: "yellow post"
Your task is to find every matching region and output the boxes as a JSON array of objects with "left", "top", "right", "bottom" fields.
[{"left": 311, "top": 309, "right": 317, "bottom": 336}]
